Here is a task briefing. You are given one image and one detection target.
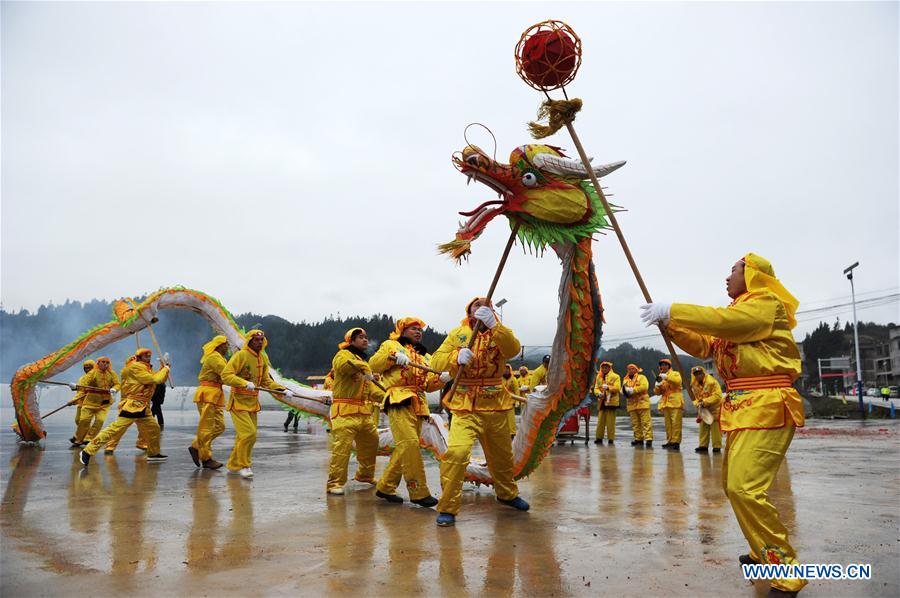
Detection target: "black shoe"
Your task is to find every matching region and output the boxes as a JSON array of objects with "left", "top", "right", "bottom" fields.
[
  {"left": 712, "top": 448, "right": 721, "bottom": 453},
  {"left": 283, "top": 424, "right": 288, "bottom": 432},
  {"left": 645, "top": 440, "right": 653, "bottom": 448},
  {"left": 147, "top": 454, "right": 168, "bottom": 462},
  {"left": 767, "top": 589, "right": 797, "bottom": 597},
  {"left": 662, "top": 442, "right": 672, "bottom": 448},
  {"left": 376, "top": 490, "right": 404, "bottom": 504},
  {"left": 188, "top": 446, "right": 201, "bottom": 467},
  {"left": 411, "top": 495, "right": 438, "bottom": 508},
  {"left": 607, "top": 440, "right": 614, "bottom": 445},
  {"left": 69, "top": 436, "right": 77, "bottom": 445},
  {"left": 79, "top": 450, "right": 90, "bottom": 466},
  {"left": 670, "top": 443, "right": 680, "bottom": 451},
  {"left": 739, "top": 554, "right": 761, "bottom": 565},
  {"left": 631, "top": 440, "right": 641, "bottom": 446},
  {"left": 594, "top": 439, "right": 603, "bottom": 445},
  {"left": 695, "top": 446, "right": 708, "bottom": 453}
]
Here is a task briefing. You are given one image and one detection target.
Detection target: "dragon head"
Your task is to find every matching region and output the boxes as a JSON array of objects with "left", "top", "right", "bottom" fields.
[{"left": 440, "top": 143, "right": 625, "bottom": 260}]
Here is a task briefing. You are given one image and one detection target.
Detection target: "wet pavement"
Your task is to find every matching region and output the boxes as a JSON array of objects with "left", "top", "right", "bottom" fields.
[{"left": 1, "top": 410, "right": 898, "bottom": 597}]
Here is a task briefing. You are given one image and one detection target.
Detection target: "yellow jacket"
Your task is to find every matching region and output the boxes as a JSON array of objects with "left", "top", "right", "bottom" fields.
[
  {"left": 691, "top": 374, "right": 723, "bottom": 418},
  {"left": 623, "top": 373, "right": 650, "bottom": 412},
  {"left": 504, "top": 374, "right": 521, "bottom": 397},
  {"left": 195, "top": 351, "right": 227, "bottom": 407},
  {"left": 73, "top": 371, "right": 93, "bottom": 406},
  {"left": 331, "top": 348, "right": 380, "bottom": 419},
  {"left": 120, "top": 360, "right": 170, "bottom": 415},
  {"left": 666, "top": 290, "right": 804, "bottom": 431},
  {"left": 369, "top": 339, "right": 441, "bottom": 416},
  {"left": 82, "top": 369, "right": 120, "bottom": 408},
  {"left": 528, "top": 364, "right": 548, "bottom": 388},
  {"left": 431, "top": 323, "right": 521, "bottom": 412},
  {"left": 593, "top": 370, "right": 622, "bottom": 408},
  {"left": 654, "top": 370, "right": 684, "bottom": 410},
  {"left": 221, "top": 347, "right": 284, "bottom": 413}
]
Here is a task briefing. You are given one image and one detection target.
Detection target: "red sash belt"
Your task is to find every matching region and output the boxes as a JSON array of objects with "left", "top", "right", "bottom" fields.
[
  {"left": 725, "top": 375, "right": 793, "bottom": 392},
  {"left": 199, "top": 381, "right": 223, "bottom": 389}
]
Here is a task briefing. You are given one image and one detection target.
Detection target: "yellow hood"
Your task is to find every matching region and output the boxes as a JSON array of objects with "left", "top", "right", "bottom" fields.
[
  {"left": 338, "top": 327, "right": 365, "bottom": 350},
  {"left": 389, "top": 317, "right": 426, "bottom": 341},
  {"left": 743, "top": 252, "right": 799, "bottom": 329},
  {"left": 201, "top": 335, "right": 228, "bottom": 363},
  {"left": 243, "top": 329, "right": 268, "bottom": 353}
]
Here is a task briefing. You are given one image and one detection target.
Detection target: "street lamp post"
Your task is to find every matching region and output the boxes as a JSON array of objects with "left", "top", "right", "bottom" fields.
[
  {"left": 844, "top": 262, "right": 865, "bottom": 418},
  {"left": 496, "top": 298, "right": 508, "bottom": 321}
]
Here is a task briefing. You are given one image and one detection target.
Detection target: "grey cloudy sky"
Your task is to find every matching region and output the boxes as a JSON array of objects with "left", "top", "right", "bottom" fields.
[{"left": 2, "top": 1, "right": 897, "bottom": 350}]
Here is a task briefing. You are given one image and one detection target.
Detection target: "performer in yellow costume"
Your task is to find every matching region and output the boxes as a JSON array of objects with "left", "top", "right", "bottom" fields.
[
  {"left": 73, "top": 357, "right": 120, "bottom": 445},
  {"left": 691, "top": 366, "right": 723, "bottom": 453},
  {"left": 654, "top": 358, "right": 684, "bottom": 450},
  {"left": 371, "top": 317, "right": 448, "bottom": 507},
  {"left": 593, "top": 361, "right": 621, "bottom": 444},
  {"left": 80, "top": 348, "right": 169, "bottom": 466},
  {"left": 641, "top": 252, "right": 807, "bottom": 596},
  {"left": 68, "top": 359, "right": 95, "bottom": 446},
  {"left": 502, "top": 365, "right": 520, "bottom": 438},
  {"left": 221, "top": 329, "right": 289, "bottom": 479},
  {"left": 528, "top": 355, "right": 550, "bottom": 389},
  {"left": 189, "top": 335, "right": 229, "bottom": 469},
  {"left": 431, "top": 297, "right": 530, "bottom": 527},
  {"left": 623, "top": 364, "right": 652, "bottom": 448},
  {"left": 326, "top": 327, "right": 382, "bottom": 495},
  {"left": 104, "top": 355, "right": 151, "bottom": 453}
]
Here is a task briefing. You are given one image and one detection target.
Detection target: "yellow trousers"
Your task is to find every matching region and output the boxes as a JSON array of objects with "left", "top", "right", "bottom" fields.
[
  {"left": 84, "top": 414, "right": 160, "bottom": 456},
  {"left": 192, "top": 403, "right": 226, "bottom": 462},
  {"left": 698, "top": 420, "right": 722, "bottom": 449},
  {"left": 327, "top": 414, "right": 379, "bottom": 491},
  {"left": 105, "top": 419, "right": 149, "bottom": 451},
  {"left": 75, "top": 404, "right": 110, "bottom": 443},
  {"left": 376, "top": 407, "right": 431, "bottom": 500},
  {"left": 226, "top": 411, "right": 257, "bottom": 470},
  {"left": 595, "top": 410, "right": 616, "bottom": 440},
  {"left": 436, "top": 411, "right": 518, "bottom": 516},
  {"left": 629, "top": 409, "right": 653, "bottom": 441},
  {"left": 663, "top": 408, "right": 682, "bottom": 444},
  {"left": 371, "top": 405, "right": 381, "bottom": 428},
  {"left": 507, "top": 410, "right": 517, "bottom": 435},
  {"left": 723, "top": 425, "right": 806, "bottom": 593}
]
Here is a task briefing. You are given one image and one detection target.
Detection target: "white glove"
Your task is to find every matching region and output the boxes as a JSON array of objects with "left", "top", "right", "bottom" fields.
[
  {"left": 660, "top": 373, "right": 668, "bottom": 380},
  {"left": 245, "top": 381, "right": 256, "bottom": 391},
  {"left": 625, "top": 387, "right": 634, "bottom": 396},
  {"left": 457, "top": 348, "right": 474, "bottom": 365},
  {"left": 110, "top": 388, "right": 119, "bottom": 395},
  {"left": 363, "top": 373, "right": 375, "bottom": 382},
  {"left": 69, "top": 383, "right": 78, "bottom": 391},
  {"left": 439, "top": 371, "right": 452, "bottom": 383},
  {"left": 654, "top": 382, "right": 662, "bottom": 389},
  {"left": 520, "top": 385, "right": 530, "bottom": 392},
  {"left": 282, "top": 389, "right": 294, "bottom": 398},
  {"left": 393, "top": 352, "right": 410, "bottom": 366},
  {"left": 639, "top": 302, "right": 671, "bottom": 327},
  {"left": 473, "top": 306, "right": 498, "bottom": 329},
  {"left": 601, "top": 384, "right": 609, "bottom": 391}
]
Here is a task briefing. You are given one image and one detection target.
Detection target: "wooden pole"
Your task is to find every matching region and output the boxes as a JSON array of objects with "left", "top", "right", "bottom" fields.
[
  {"left": 443, "top": 221, "right": 522, "bottom": 405},
  {"left": 140, "top": 315, "right": 175, "bottom": 388},
  {"left": 262, "top": 387, "right": 330, "bottom": 406},
  {"left": 561, "top": 120, "right": 695, "bottom": 402}
]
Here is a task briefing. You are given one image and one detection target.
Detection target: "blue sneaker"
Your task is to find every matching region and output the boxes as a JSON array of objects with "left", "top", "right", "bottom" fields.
[
  {"left": 498, "top": 496, "right": 530, "bottom": 511},
  {"left": 436, "top": 512, "right": 456, "bottom": 526}
]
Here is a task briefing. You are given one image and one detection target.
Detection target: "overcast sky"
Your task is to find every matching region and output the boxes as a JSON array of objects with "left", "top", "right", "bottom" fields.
[{"left": 2, "top": 1, "right": 897, "bottom": 351}]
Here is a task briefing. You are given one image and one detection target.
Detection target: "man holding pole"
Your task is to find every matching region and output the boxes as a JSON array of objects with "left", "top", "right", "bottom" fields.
[
  {"left": 73, "top": 357, "right": 119, "bottom": 445},
  {"left": 654, "top": 358, "right": 684, "bottom": 451},
  {"left": 221, "top": 329, "right": 290, "bottom": 479},
  {"left": 593, "top": 361, "right": 621, "bottom": 445},
  {"left": 326, "top": 327, "right": 382, "bottom": 495},
  {"left": 640, "top": 252, "right": 807, "bottom": 596},
  {"left": 430, "top": 297, "right": 529, "bottom": 527},
  {"left": 68, "top": 359, "right": 95, "bottom": 446},
  {"left": 189, "top": 335, "right": 229, "bottom": 469},
  {"left": 690, "top": 366, "right": 722, "bottom": 453},
  {"left": 80, "top": 348, "right": 169, "bottom": 466},
  {"left": 370, "top": 317, "right": 447, "bottom": 507}
]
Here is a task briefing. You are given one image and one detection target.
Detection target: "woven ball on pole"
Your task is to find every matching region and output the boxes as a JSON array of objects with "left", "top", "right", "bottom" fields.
[{"left": 514, "top": 20, "right": 582, "bottom": 92}]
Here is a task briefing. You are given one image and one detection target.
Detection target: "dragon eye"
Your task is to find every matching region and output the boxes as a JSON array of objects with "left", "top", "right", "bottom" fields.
[{"left": 522, "top": 172, "right": 538, "bottom": 187}]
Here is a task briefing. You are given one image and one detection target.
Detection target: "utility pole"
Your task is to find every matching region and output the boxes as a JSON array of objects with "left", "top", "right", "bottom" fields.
[
  {"left": 844, "top": 262, "right": 865, "bottom": 418},
  {"left": 817, "top": 358, "right": 824, "bottom": 395}
]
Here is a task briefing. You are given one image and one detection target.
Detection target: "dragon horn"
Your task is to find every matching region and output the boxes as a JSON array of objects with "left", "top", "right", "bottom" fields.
[{"left": 532, "top": 154, "right": 627, "bottom": 179}]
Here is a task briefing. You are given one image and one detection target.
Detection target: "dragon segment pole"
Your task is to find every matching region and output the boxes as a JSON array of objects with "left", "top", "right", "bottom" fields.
[
  {"left": 140, "top": 315, "right": 175, "bottom": 388},
  {"left": 561, "top": 121, "right": 694, "bottom": 401},
  {"left": 443, "top": 221, "right": 522, "bottom": 405}
]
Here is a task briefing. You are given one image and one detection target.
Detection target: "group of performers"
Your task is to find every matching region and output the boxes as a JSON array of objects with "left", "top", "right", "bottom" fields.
[
  {"left": 63, "top": 252, "right": 806, "bottom": 594},
  {"left": 591, "top": 359, "right": 723, "bottom": 452}
]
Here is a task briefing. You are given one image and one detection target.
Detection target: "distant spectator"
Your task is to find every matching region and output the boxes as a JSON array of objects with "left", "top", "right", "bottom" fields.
[{"left": 151, "top": 383, "right": 165, "bottom": 429}]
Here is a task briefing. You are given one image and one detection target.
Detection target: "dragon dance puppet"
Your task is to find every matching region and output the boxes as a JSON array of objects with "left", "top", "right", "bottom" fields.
[{"left": 438, "top": 142, "right": 625, "bottom": 481}]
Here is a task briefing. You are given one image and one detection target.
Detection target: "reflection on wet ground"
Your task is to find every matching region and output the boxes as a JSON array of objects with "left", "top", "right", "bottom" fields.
[{"left": 1, "top": 411, "right": 898, "bottom": 596}]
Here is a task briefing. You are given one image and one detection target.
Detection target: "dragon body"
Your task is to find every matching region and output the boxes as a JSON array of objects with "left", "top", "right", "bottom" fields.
[{"left": 440, "top": 143, "right": 625, "bottom": 482}]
